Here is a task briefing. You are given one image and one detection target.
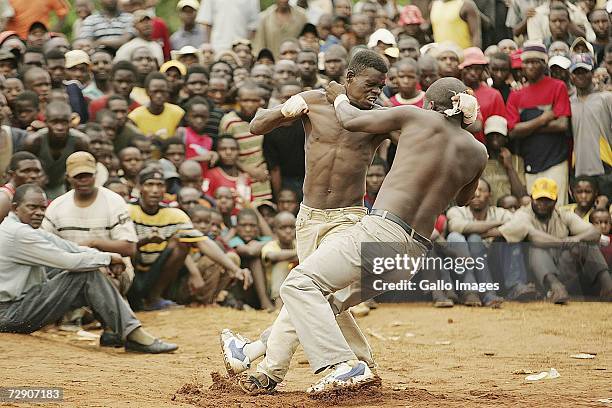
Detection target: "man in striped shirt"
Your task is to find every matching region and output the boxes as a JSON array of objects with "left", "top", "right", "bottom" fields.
[{"left": 79, "top": 0, "right": 135, "bottom": 52}]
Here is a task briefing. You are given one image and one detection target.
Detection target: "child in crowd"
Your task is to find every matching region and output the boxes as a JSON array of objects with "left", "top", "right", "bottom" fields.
[
  {"left": 591, "top": 209, "right": 612, "bottom": 266},
  {"left": 229, "top": 209, "right": 274, "bottom": 311},
  {"left": 261, "top": 211, "right": 297, "bottom": 308},
  {"left": 205, "top": 135, "right": 252, "bottom": 201},
  {"left": 389, "top": 58, "right": 425, "bottom": 108},
  {"left": 177, "top": 96, "right": 218, "bottom": 176},
  {"left": 118, "top": 147, "right": 144, "bottom": 196}
]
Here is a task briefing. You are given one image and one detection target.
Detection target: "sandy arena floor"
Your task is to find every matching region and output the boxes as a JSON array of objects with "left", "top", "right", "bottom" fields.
[{"left": 1, "top": 302, "right": 611, "bottom": 407}]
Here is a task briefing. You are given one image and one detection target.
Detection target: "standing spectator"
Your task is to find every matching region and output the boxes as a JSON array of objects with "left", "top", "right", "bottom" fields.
[
  {"left": 79, "top": 0, "right": 135, "bottom": 52},
  {"left": 22, "top": 102, "right": 90, "bottom": 199},
  {"left": 529, "top": 1, "right": 595, "bottom": 44},
  {"left": 114, "top": 10, "right": 164, "bottom": 67},
  {"left": 429, "top": 0, "right": 482, "bottom": 48},
  {"left": 506, "top": 41, "right": 571, "bottom": 205},
  {"left": 89, "top": 61, "right": 141, "bottom": 121},
  {"left": 196, "top": 0, "right": 260, "bottom": 52},
  {"left": 506, "top": 0, "right": 546, "bottom": 37},
  {"left": 178, "top": 97, "right": 218, "bottom": 177},
  {"left": 42, "top": 152, "right": 137, "bottom": 297},
  {"left": 489, "top": 52, "right": 513, "bottom": 103},
  {"left": 107, "top": 95, "right": 144, "bottom": 153},
  {"left": 6, "top": 0, "right": 68, "bottom": 40},
  {"left": 170, "top": 0, "right": 205, "bottom": 51},
  {"left": 180, "top": 65, "right": 225, "bottom": 139},
  {"left": 72, "top": 0, "right": 94, "bottom": 39},
  {"left": 482, "top": 115, "right": 527, "bottom": 204},
  {"left": 262, "top": 83, "right": 306, "bottom": 200},
  {"left": 568, "top": 53, "right": 612, "bottom": 198},
  {"left": 128, "top": 73, "right": 185, "bottom": 141},
  {"left": 0, "top": 152, "right": 43, "bottom": 222},
  {"left": 398, "top": 37, "right": 421, "bottom": 61},
  {"left": 205, "top": 136, "right": 252, "bottom": 200},
  {"left": 220, "top": 84, "right": 273, "bottom": 202},
  {"left": 23, "top": 67, "right": 51, "bottom": 118},
  {"left": 126, "top": 0, "right": 171, "bottom": 61},
  {"left": 589, "top": 9, "right": 610, "bottom": 63},
  {"left": 253, "top": 0, "right": 308, "bottom": 59},
  {"left": 460, "top": 47, "right": 507, "bottom": 143},
  {"left": 498, "top": 177, "right": 612, "bottom": 303},
  {"left": 418, "top": 54, "right": 440, "bottom": 91},
  {"left": 398, "top": 6, "right": 428, "bottom": 46},
  {"left": 389, "top": 58, "right": 425, "bottom": 107},
  {"left": 323, "top": 45, "right": 348, "bottom": 84},
  {"left": 83, "top": 50, "right": 113, "bottom": 100},
  {"left": 434, "top": 43, "right": 462, "bottom": 79},
  {"left": 297, "top": 50, "right": 328, "bottom": 90}
]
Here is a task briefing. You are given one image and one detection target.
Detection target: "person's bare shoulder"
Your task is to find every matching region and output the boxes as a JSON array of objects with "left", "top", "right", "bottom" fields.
[
  {"left": 22, "top": 131, "right": 43, "bottom": 153},
  {"left": 300, "top": 89, "right": 327, "bottom": 106}
]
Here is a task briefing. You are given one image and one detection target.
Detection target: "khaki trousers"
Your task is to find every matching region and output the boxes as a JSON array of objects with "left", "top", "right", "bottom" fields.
[
  {"left": 281, "top": 215, "right": 428, "bottom": 373},
  {"left": 257, "top": 204, "right": 372, "bottom": 382}
]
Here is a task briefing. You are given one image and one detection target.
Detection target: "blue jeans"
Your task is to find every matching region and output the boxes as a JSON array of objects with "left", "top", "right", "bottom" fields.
[{"left": 446, "top": 232, "right": 500, "bottom": 303}]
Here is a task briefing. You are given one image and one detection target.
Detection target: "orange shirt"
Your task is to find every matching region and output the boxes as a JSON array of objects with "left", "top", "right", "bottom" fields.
[{"left": 7, "top": 0, "right": 70, "bottom": 39}]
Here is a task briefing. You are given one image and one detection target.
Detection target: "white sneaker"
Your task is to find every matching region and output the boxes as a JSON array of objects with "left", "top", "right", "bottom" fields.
[
  {"left": 220, "top": 329, "right": 251, "bottom": 376},
  {"left": 307, "top": 361, "right": 377, "bottom": 394}
]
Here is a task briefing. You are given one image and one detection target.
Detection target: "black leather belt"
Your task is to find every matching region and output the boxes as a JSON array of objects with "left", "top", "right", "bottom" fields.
[{"left": 369, "top": 209, "right": 433, "bottom": 250}]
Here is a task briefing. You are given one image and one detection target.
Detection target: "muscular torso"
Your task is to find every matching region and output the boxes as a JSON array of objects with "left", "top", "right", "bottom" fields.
[
  {"left": 301, "top": 91, "right": 384, "bottom": 209},
  {"left": 375, "top": 110, "right": 488, "bottom": 236}
]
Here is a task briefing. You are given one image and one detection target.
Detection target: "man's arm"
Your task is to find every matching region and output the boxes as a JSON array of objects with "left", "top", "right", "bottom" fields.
[
  {"left": 264, "top": 248, "right": 298, "bottom": 263},
  {"left": 250, "top": 99, "right": 307, "bottom": 135},
  {"left": 95, "top": 34, "right": 133, "bottom": 50},
  {"left": 509, "top": 110, "right": 555, "bottom": 138},
  {"left": 196, "top": 238, "right": 243, "bottom": 274},
  {"left": 461, "top": 220, "right": 505, "bottom": 234},
  {"left": 83, "top": 239, "right": 136, "bottom": 258},
  {"left": 455, "top": 165, "right": 485, "bottom": 206},
  {"left": 461, "top": 0, "right": 482, "bottom": 48},
  {"left": 0, "top": 193, "right": 10, "bottom": 223},
  {"left": 538, "top": 116, "right": 568, "bottom": 134},
  {"left": 499, "top": 148, "right": 528, "bottom": 198},
  {"left": 331, "top": 92, "right": 413, "bottom": 134}
]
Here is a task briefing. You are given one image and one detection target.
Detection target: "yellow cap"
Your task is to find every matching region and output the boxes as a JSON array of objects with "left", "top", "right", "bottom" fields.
[
  {"left": 66, "top": 151, "right": 96, "bottom": 178},
  {"left": 531, "top": 177, "right": 558, "bottom": 200}
]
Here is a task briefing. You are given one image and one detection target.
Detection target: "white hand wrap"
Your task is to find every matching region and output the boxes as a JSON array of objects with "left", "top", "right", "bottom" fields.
[
  {"left": 281, "top": 94, "right": 308, "bottom": 118},
  {"left": 444, "top": 93, "right": 479, "bottom": 125},
  {"left": 333, "top": 94, "right": 350, "bottom": 110}
]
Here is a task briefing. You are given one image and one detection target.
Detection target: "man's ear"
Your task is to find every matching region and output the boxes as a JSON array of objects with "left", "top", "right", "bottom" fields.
[
  {"left": 346, "top": 69, "right": 355, "bottom": 82},
  {"left": 10, "top": 201, "right": 18, "bottom": 213}
]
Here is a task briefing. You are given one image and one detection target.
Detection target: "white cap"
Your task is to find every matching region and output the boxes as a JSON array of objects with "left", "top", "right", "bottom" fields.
[
  {"left": 367, "top": 29, "right": 397, "bottom": 48},
  {"left": 484, "top": 115, "right": 508, "bottom": 137},
  {"left": 65, "top": 49, "right": 90, "bottom": 68},
  {"left": 548, "top": 55, "right": 571, "bottom": 70}
]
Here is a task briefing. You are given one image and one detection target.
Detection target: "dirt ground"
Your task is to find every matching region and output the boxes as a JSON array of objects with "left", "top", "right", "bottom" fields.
[{"left": 1, "top": 302, "right": 611, "bottom": 407}]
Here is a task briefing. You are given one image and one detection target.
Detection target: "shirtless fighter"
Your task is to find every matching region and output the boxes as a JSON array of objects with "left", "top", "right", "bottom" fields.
[
  {"left": 276, "top": 77, "right": 487, "bottom": 394},
  {"left": 220, "top": 49, "right": 390, "bottom": 393}
]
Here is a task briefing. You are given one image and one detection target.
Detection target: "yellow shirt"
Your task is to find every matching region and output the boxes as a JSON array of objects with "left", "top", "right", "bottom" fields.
[
  {"left": 559, "top": 203, "right": 592, "bottom": 222},
  {"left": 128, "top": 103, "right": 185, "bottom": 140},
  {"left": 430, "top": 0, "right": 472, "bottom": 49}
]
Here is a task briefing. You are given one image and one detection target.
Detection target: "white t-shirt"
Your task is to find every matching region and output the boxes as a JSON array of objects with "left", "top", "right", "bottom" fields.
[{"left": 42, "top": 187, "right": 137, "bottom": 245}]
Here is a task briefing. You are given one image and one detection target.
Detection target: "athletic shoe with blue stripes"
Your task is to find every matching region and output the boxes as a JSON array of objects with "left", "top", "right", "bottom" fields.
[
  {"left": 307, "top": 360, "right": 377, "bottom": 394},
  {"left": 220, "top": 329, "right": 252, "bottom": 376}
]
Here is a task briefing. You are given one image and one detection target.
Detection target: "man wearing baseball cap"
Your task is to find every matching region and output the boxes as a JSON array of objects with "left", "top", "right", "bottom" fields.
[
  {"left": 569, "top": 53, "right": 612, "bottom": 198},
  {"left": 64, "top": 50, "right": 91, "bottom": 86},
  {"left": 482, "top": 115, "right": 527, "bottom": 204},
  {"left": 460, "top": 47, "right": 506, "bottom": 143},
  {"left": 506, "top": 40, "right": 572, "bottom": 205},
  {"left": 498, "top": 177, "right": 612, "bottom": 303},
  {"left": 170, "top": 0, "right": 205, "bottom": 50}
]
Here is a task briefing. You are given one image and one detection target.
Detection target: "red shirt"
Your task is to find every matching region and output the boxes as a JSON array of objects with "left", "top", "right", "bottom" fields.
[
  {"left": 473, "top": 84, "right": 506, "bottom": 143},
  {"left": 389, "top": 91, "right": 425, "bottom": 108},
  {"left": 89, "top": 95, "right": 140, "bottom": 121},
  {"left": 204, "top": 167, "right": 252, "bottom": 200},
  {"left": 506, "top": 76, "right": 571, "bottom": 173},
  {"left": 152, "top": 17, "right": 171, "bottom": 61},
  {"left": 183, "top": 127, "right": 213, "bottom": 177}
]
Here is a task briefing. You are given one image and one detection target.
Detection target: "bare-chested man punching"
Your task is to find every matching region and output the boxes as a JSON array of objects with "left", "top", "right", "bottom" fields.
[
  {"left": 275, "top": 77, "right": 487, "bottom": 395},
  {"left": 220, "top": 49, "right": 390, "bottom": 393}
]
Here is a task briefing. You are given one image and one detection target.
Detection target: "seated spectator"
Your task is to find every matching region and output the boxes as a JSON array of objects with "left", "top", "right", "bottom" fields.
[
  {"left": 364, "top": 158, "right": 387, "bottom": 210},
  {"left": 261, "top": 211, "right": 297, "bottom": 309},
  {"left": 172, "top": 205, "right": 246, "bottom": 306},
  {"left": 128, "top": 168, "right": 250, "bottom": 311},
  {"left": 256, "top": 201, "right": 278, "bottom": 227},
  {"left": 229, "top": 208, "right": 274, "bottom": 311},
  {"left": 178, "top": 160, "right": 206, "bottom": 192},
  {"left": 276, "top": 188, "right": 299, "bottom": 216},
  {"left": 560, "top": 176, "right": 597, "bottom": 220},
  {"left": 160, "top": 137, "right": 187, "bottom": 176},
  {"left": 128, "top": 73, "right": 185, "bottom": 141},
  {"left": 215, "top": 186, "right": 240, "bottom": 230},
  {"left": 0, "top": 152, "right": 43, "bottom": 222},
  {"left": 177, "top": 186, "right": 213, "bottom": 212},
  {"left": 389, "top": 58, "right": 425, "bottom": 107},
  {"left": 0, "top": 184, "right": 177, "bottom": 354},
  {"left": 22, "top": 101, "right": 89, "bottom": 199},
  {"left": 205, "top": 135, "right": 253, "bottom": 201},
  {"left": 482, "top": 115, "right": 527, "bottom": 204},
  {"left": 177, "top": 97, "right": 218, "bottom": 177},
  {"left": 446, "top": 179, "right": 510, "bottom": 307},
  {"left": 498, "top": 177, "right": 612, "bottom": 303},
  {"left": 590, "top": 208, "right": 612, "bottom": 266},
  {"left": 497, "top": 194, "right": 521, "bottom": 212}
]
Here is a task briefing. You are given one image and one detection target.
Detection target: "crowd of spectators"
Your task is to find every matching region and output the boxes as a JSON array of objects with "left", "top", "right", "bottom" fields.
[{"left": 0, "top": 0, "right": 610, "bottom": 332}]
